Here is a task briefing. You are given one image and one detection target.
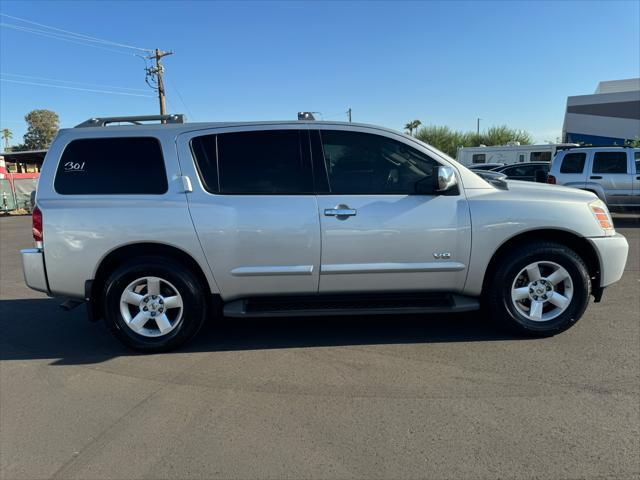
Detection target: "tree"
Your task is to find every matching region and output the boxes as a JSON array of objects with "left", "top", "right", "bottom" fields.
[
  {"left": 625, "top": 137, "right": 640, "bottom": 148},
  {"left": 482, "top": 126, "right": 532, "bottom": 146},
  {"left": 22, "top": 109, "right": 59, "bottom": 150},
  {"left": 1, "top": 128, "right": 12, "bottom": 150},
  {"left": 415, "top": 124, "right": 532, "bottom": 157},
  {"left": 404, "top": 119, "right": 422, "bottom": 136}
]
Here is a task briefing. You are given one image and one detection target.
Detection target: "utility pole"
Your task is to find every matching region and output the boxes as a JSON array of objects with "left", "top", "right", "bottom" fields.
[
  {"left": 145, "top": 48, "right": 173, "bottom": 116},
  {"left": 476, "top": 117, "right": 481, "bottom": 136},
  {"left": 347, "top": 108, "right": 352, "bottom": 122}
]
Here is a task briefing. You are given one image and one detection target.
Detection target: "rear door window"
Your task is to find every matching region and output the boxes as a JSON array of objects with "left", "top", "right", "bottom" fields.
[
  {"left": 55, "top": 137, "right": 167, "bottom": 195},
  {"left": 592, "top": 151, "right": 629, "bottom": 174},
  {"left": 505, "top": 165, "right": 536, "bottom": 177},
  {"left": 559, "top": 153, "right": 586, "bottom": 174},
  {"left": 191, "top": 130, "right": 312, "bottom": 194}
]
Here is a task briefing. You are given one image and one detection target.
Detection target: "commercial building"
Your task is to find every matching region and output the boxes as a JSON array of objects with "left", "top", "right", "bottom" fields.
[{"left": 562, "top": 78, "right": 640, "bottom": 145}]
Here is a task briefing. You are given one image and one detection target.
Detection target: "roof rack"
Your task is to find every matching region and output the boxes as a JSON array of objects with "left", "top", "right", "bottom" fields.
[
  {"left": 75, "top": 114, "right": 185, "bottom": 128},
  {"left": 557, "top": 144, "right": 634, "bottom": 150}
]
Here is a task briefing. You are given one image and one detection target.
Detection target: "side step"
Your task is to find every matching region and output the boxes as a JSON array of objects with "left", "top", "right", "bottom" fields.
[{"left": 223, "top": 293, "right": 479, "bottom": 318}]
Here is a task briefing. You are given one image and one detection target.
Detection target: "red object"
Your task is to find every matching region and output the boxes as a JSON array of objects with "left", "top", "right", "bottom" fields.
[
  {"left": 546, "top": 175, "right": 556, "bottom": 185},
  {"left": 32, "top": 205, "right": 43, "bottom": 243}
]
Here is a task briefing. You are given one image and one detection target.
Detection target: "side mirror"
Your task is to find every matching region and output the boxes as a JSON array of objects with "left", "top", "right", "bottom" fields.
[
  {"left": 436, "top": 166, "right": 458, "bottom": 193},
  {"left": 414, "top": 166, "right": 459, "bottom": 195}
]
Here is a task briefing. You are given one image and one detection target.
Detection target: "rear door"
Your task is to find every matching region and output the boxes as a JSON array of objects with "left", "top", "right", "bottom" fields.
[
  {"left": 312, "top": 127, "right": 471, "bottom": 294},
  {"left": 589, "top": 150, "right": 634, "bottom": 207},
  {"left": 177, "top": 126, "right": 321, "bottom": 300}
]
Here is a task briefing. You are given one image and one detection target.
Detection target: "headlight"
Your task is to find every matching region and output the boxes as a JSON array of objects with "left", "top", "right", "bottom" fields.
[{"left": 589, "top": 199, "right": 614, "bottom": 233}]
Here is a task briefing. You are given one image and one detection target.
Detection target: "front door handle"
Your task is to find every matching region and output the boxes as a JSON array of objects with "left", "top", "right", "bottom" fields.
[
  {"left": 590, "top": 176, "right": 603, "bottom": 180},
  {"left": 324, "top": 204, "right": 357, "bottom": 218}
]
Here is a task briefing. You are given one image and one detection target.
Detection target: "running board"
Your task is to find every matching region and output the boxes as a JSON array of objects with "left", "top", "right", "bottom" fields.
[{"left": 223, "top": 293, "right": 479, "bottom": 318}]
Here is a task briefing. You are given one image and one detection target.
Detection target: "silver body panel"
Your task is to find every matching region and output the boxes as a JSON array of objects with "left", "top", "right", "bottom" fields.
[
  {"left": 20, "top": 248, "right": 49, "bottom": 294},
  {"left": 27, "top": 120, "right": 628, "bottom": 303}
]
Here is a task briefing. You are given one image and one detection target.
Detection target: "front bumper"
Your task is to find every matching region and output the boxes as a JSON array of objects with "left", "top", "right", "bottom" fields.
[
  {"left": 588, "top": 233, "right": 629, "bottom": 287},
  {"left": 21, "top": 248, "right": 50, "bottom": 294}
]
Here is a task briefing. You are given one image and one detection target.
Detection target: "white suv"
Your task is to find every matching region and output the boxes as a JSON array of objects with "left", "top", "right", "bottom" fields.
[{"left": 22, "top": 115, "right": 629, "bottom": 351}]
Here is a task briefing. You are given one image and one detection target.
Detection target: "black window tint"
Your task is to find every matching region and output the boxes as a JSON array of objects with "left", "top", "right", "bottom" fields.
[
  {"left": 506, "top": 165, "right": 535, "bottom": 177},
  {"left": 472, "top": 154, "right": 486, "bottom": 164},
  {"left": 190, "top": 135, "right": 219, "bottom": 193},
  {"left": 635, "top": 151, "right": 640, "bottom": 172},
  {"left": 214, "top": 130, "right": 311, "bottom": 194},
  {"left": 560, "top": 153, "right": 586, "bottom": 174},
  {"left": 320, "top": 130, "right": 438, "bottom": 194},
  {"left": 592, "top": 152, "right": 628, "bottom": 174},
  {"left": 309, "top": 130, "right": 330, "bottom": 193},
  {"left": 55, "top": 137, "right": 167, "bottom": 195},
  {"left": 530, "top": 151, "right": 551, "bottom": 162}
]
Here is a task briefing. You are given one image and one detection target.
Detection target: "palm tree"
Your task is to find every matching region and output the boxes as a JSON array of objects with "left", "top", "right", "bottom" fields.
[
  {"left": 2, "top": 128, "right": 12, "bottom": 150},
  {"left": 404, "top": 120, "right": 422, "bottom": 136}
]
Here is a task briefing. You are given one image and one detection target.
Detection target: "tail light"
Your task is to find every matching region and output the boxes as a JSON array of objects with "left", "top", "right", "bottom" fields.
[
  {"left": 547, "top": 174, "right": 556, "bottom": 184},
  {"left": 32, "top": 206, "right": 43, "bottom": 244}
]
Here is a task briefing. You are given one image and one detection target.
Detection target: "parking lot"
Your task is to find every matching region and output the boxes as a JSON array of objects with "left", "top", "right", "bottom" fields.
[{"left": 0, "top": 214, "right": 638, "bottom": 479}]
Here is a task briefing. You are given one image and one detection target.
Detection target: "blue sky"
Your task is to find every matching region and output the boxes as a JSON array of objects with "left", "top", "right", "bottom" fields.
[{"left": 1, "top": 0, "right": 639, "bottom": 145}]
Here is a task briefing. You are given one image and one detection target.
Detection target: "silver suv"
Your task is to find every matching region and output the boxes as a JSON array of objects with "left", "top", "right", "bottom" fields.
[
  {"left": 548, "top": 146, "right": 640, "bottom": 209},
  {"left": 22, "top": 115, "right": 629, "bottom": 351}
]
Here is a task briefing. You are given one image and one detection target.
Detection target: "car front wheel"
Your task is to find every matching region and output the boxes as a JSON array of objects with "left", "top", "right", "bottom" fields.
[{"left": 487, "top": 242, "right": 591, "bottom": 336}]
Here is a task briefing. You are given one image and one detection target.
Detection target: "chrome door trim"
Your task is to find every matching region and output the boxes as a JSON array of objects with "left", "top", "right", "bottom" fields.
[
  {"left": 320, "top": 262, "right": 466, "bottom": 274},
  {"left": 230, "top": 265, "right": 314, "bottom": 277}
]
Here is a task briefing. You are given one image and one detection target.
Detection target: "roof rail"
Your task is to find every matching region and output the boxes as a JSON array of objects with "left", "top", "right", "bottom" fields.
[
  {"left": 557, "top": 144, "right": 634, "bottom": 150},
  {"left": 75, "top": 114, "right": 185, "bottom": 128}
]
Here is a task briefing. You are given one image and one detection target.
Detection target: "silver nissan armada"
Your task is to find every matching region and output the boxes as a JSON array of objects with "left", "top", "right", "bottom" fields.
[{"left": 22, "top": 115, "right": 629, "bottom": 351}]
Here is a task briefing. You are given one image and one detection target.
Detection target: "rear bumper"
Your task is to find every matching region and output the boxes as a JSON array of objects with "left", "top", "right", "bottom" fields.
[
  {"left": 587, "top": 234, "right": 629, "bottom": 287},
  {"left": 21, "top": 248, "right": 50, "bottom": 294}
]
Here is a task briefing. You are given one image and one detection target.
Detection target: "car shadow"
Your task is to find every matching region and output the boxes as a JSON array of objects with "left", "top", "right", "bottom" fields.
[
  {"left": 0, "top": 298, "right": 527, "bottom": 366},
  {"left": 612, "top": 215, "right": 640, "bottom": 229}
]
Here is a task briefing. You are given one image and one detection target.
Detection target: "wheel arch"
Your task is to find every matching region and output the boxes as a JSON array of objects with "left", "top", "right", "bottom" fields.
[
  {"left": 481, "top": 229, "right": 601, "bottom": 298},
  {"left": 88, "top": 242, "right": 216, "bottom": 322}
]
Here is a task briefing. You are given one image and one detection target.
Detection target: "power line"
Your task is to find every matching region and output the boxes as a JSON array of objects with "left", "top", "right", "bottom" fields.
[
  {"left": 1, "top": 72, "right": 148, "bottom": 92},
  {"left": 0, "top": 78, "right": 154, "bottom": 97},
  {"left": 0, "top": 13, "right": 151, "bottom": 52},
  {"left": 166, "top": 78, "right": 195, "bottom": 120},
  {"left": 0, "top": 23, "right": 138, "bottom": 56}
]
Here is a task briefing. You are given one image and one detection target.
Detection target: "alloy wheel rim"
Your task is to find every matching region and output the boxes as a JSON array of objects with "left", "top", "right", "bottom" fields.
[
  {"left": 511, "top": 261, "right": 573, "bottom": 322},
  {"left": 119, "top": 276, "right": 184, "bottom": 337}
]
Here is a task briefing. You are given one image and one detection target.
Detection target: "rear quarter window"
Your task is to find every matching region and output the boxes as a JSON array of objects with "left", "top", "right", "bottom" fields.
[
  {"left": 559, "top": 153, "right": 586, "bottom": 174},
  {"left": 54, "top": 137, "right": 168, "bottom": 195}
]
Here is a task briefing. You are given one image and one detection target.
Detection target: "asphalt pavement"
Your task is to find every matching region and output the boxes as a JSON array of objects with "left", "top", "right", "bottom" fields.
[{"left": 1, "top": 214, "right": 638, "bottom": 480}]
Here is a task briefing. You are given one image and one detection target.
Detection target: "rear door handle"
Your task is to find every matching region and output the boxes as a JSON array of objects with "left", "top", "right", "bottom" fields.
[
  {"left": 324, "top": 204, "right": 357, "bottom": 217},
  {"left": 590, "top": 176, "right": 603, "bottom": 180}
]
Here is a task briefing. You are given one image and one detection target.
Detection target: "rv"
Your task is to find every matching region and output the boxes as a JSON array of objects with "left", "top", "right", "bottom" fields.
[{"left": 456, "top": 143, "right": 577, "bottom": 167}]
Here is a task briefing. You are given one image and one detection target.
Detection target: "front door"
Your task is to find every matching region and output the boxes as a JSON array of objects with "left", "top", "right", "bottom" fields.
[
  {"left": 312, "top": 128, "right": 471, "bottom": 294},
  {"left": 177, "top": 126, "right": 321, "bottom": 300}
]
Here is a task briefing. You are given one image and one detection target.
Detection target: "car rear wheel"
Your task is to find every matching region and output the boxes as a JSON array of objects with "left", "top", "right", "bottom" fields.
[
  {"left": 487, "top": 242, "right": 591, "bottom": 336},
  {"left": 103, "top": 257, "right": 207, "bottom": 352}
]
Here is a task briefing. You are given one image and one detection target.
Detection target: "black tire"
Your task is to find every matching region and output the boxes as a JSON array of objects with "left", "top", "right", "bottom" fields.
[
  {"left": 486, "top": 242, "right": 591, "bottom": 337},
  {"left": 103, "top": 256, "right": 207, "bottom": 352}
]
